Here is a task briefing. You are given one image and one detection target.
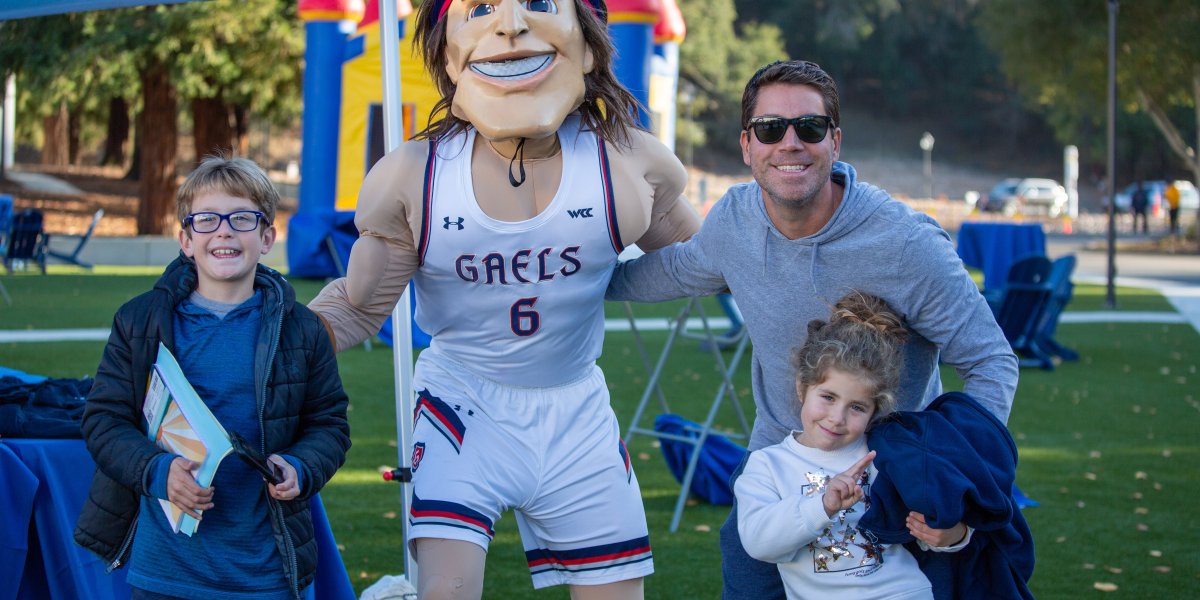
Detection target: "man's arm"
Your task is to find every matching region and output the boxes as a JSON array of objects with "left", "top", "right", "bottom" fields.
[
  {"left": 309, "top": 143, "right": 425, "bottom": 351},
  {"left": 902, "top": 224, "right": 1019, "bottom": 422}
]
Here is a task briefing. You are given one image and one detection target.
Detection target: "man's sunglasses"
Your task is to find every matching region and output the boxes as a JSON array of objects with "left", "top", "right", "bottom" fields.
[{"left": 747, "top": 115, "right": 835, "bottom": 145}]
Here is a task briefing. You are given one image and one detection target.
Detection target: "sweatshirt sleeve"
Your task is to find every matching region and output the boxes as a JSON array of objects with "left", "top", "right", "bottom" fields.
[
  {"left": 606, "top": 202, "right": 730, "bottom": 303},
  {"left": 899, "top": 222, "right": 1019, "bottom": 423},
  {"left": 735, "top": 451, "right": 832, "bottom": 564}
]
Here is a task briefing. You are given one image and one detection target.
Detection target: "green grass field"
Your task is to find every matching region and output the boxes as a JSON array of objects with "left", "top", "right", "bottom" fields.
[{"left": 1, "top": 271, "right": 1197, "bottom": 598}]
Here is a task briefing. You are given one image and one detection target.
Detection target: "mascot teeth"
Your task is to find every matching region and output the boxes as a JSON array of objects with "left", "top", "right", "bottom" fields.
[{"left": 470, "top": 55, "right": 553, "bottom": 80}]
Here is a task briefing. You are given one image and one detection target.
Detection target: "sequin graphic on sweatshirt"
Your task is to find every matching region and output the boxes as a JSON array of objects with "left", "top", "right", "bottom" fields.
[{"left": 801, "top": 470, "right": 885, "bottom": 575}]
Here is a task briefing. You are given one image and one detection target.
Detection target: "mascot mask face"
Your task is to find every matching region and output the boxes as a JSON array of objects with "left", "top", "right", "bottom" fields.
[{"left": 443, "top": 0, "right": 595, "bottom": 142}]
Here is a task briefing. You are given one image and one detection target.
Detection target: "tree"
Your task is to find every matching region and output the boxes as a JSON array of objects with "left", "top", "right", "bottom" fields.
[
  {"left": 979, "top": 0, "right": 1200, "bottom": 185},
  {"left": 677, "top": 0, "right": 788, "bottom": 160}
]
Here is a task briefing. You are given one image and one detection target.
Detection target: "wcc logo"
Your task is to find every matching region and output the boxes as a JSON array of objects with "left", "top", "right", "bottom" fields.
[
  {"left": 443, "top": 216, "right": 465, "bottom": 230},
  {"left": 411, "top": 442, "right": 426, "bottom": 472},
  {"left": 567, "top": 208, "right": 594, "bottom": 219}
]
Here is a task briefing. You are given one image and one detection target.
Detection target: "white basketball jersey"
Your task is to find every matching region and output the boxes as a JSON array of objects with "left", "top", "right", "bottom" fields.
[{"left": 412, "top": 116, "right": 623, "bottom": 387}]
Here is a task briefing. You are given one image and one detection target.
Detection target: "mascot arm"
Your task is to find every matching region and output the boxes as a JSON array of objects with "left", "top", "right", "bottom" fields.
[
  {"left": 310, "top": 145, "right": 425, "bottom": 352},
  {"left": 631, "top": 133, "right": 700, "bottom": 252}
]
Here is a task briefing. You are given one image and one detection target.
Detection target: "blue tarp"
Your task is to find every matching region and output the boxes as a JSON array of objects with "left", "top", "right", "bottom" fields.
[
  {"left": 653, "top": 414, "right": 747, "bottom": 505},
  {"left": 0, "top": 1, "right": 201, "bottom": 20}
]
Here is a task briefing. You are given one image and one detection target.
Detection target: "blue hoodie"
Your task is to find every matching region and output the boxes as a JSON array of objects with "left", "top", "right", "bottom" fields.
[
  {"left": 859, "top": 391, "right": 1035, "bottom": 599},
  {"left": 608, "top": 161, "right": 1019, "bottom": 450}
]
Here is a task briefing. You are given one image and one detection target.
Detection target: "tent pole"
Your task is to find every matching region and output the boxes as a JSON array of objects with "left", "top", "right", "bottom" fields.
[{"left": 379, "top": 0, "right": 418, "bottom": 585}]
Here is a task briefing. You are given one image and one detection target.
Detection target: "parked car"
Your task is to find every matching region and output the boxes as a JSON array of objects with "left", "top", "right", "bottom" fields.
[
  {"left": 1113, "top": 180, "right": 1199, "bottom": 214},
  {"left": 1014, "top": 178, "right": 1069, "bottom": 217},
  {"left": 981, "top": 178, "right": 1021, "bottom": 214}
]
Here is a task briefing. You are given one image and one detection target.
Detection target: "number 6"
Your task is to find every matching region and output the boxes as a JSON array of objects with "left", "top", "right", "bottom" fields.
[{"left": 510, "top": 297, "right": 540, "bottom": 336}]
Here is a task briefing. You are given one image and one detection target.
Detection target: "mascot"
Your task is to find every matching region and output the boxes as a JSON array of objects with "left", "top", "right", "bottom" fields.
[{"left": 310, "top": 1, "right": 699, "bottom": 597}]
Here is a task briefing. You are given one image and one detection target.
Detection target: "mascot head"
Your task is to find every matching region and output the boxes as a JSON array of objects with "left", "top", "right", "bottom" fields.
[{"left": 415, "top": 0, "right": 640, "bottom": 146}]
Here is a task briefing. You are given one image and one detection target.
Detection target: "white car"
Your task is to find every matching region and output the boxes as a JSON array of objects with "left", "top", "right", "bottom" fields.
[{"left": 1014, "top": 178, "right": 1069, "bottom": 217}]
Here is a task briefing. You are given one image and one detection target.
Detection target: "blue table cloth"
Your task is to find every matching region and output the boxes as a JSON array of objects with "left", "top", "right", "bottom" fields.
[
  {"left": 956, "top": 222, "right": 1047, "bottom": 291},
  {"left": 0, "top": 438, "right": 355, "bottom": 600}
]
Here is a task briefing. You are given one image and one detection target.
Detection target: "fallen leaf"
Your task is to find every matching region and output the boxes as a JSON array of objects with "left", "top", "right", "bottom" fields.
[
  {"left": 1153, "top": 482, "right": 1163, "bottom": 491},
  {"left": 337, "top": 544, "right": 345, "bottom": 552},
  {"left": 1162, "top": 449, "right": 1172, "bottom": 458},
  {"left": 1136, "top": 523, "right": 1149, "bottom": 532},
  {"left": 1084, "top": 472, "right": 1097, "bottom": 480},
  {"left": 1149, "top": 550, "right": 1162, "bottom": 557},
  {"left": 1015, "top": 432, "right": 1026, "bottom": 440},
  {"left": 686, "top": 498, "right": 699, "bottom": 507},
  {"left": 1135, "top": 507, "right": 1149, "bottom": 515},
  {"left": 1132, "top": 492, "right": 1144, "bottom": 500},
  {"left": 359, "top": 571, "right": 369, "bottom": 579},
  {"left": 1059, "top": 486, "right": 1070, "bottom": 494},
  {"left": 383, "top": 511, "right": 397, "bottom": 519},
  {"left": 1135, "top": 471, "right": 1148, "bottom": 480},
  {"left": 651, "top": 441, "right": 661, "bottom": 448},
  {"left": 638, "top": 452, "right": 651, "bottom": 461},
  {"left": 1073, "top": 432, "right": 1084, "bottom": 440},
  {"left": 1093, "top": 582, "right": 1118, "bottom": 592},
  {"left": 387, "top": 439, "right": 397, "bottom": 448},
  {"left": 694, "top": 524, "right": 711, "bottom": 532},
  {"left": 1160, "top": 367, "right": 1170, "bottom": 375},
  {"left": 1082, "top": 563, "right": 1096, "bottom": 570},
  {"left": 1104, "top": 566, "right": 1122, "bottom": 574},
  {"left": 1055, "top": 536, "right": 1066, "bottom": 543},
  {"left": 1154, "top": 566, "right": 1171, "bottom": 573},
  {"left": 1089, "top": 450, "right": 1102, "bottom": 459},
  {"left": 1131, "top": 404, "right": 1142, "bottom": 413}
]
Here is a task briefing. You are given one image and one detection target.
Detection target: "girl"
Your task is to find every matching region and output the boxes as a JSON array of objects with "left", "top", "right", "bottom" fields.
[{"left": 734, "top": 291, "right": 969, "bottom": 599}]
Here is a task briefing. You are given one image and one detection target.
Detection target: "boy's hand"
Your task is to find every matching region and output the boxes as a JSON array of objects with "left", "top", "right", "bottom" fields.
[
  {"left": 167, "top": 457, "right": 214, "bottom": 519},
  {"left": 823, "top": 451, "right": 875, "bottom": 517},
  {"left": 266, "top": 454, "right": 300, "bottom": 501},
  {"left": 907, "top": 512, "right": 968, "bottom": 547}
]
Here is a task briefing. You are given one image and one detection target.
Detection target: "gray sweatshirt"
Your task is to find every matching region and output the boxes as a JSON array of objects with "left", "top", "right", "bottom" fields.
[{"left": 607, "top": 161, "right": 1018, "bottom": 451}]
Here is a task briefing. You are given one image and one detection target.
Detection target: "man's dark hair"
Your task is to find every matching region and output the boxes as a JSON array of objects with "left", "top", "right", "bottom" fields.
[
  {"left": 740, "top": 60, "right": 841, "bottom": 131},
  {"left": 411, "top": 0, "right": 643, "bottom": 147}
]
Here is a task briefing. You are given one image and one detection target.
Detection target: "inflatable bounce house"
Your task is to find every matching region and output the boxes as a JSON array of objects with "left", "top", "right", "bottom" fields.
[{"left": 286, "top": 0, "right": 685, "bottom": 340}]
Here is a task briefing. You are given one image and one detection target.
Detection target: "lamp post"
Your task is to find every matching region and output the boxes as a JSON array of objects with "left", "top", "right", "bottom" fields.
[
  {"left": 1105, "top": 0, "right": 1118, "bottom": 309},
  {"left": 920, "top": 132, "right": 935, "bottom": 199}
]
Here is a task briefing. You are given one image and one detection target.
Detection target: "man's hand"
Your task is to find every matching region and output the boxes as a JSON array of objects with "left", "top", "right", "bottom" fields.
[
  {"left": 907, "top": 512, "right": 968, "bottom": 547},
  {"left": 266, "top": 454, "right": 300, "bottom": 501},
  {"left": 823, "top": 450, "right": 875, "bottom": 517},
  {"left": 167, "top": 457, "right": 214, "bottom": 519}
]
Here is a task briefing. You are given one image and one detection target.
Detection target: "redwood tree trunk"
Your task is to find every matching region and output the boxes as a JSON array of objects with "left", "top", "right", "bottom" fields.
[
  {"left": 136, "top": 61, "right": 178, "bottom": 235},
  {"left": 101, "top": 97, "right": 130, "bottom": 167},
  {"left": 192, "top": 96, "right": 234, "bottom": 163},
  {"left": 41, "top": 101, "right": 70, "bottom": 166}
]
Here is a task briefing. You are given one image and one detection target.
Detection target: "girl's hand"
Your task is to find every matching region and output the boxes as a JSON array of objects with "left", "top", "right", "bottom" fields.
[
  {"left": 823, "top": 451, "right": 876, "bottom": 517},
  {"left": 907, "top": 512, "right": 968, "bottom": 547},
  {"left": 266, "top": 455, "right": 300, "bottom": 501}
]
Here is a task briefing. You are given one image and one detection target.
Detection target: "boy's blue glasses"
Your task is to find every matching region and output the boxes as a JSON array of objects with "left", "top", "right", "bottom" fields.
[{"left": 184, "top": 210, "right": 270, "bottom": 233}]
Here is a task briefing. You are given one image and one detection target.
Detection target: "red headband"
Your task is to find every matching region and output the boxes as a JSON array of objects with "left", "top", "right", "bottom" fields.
[{"left": 433, "top": 0, "right": 606, "bottom": 25}]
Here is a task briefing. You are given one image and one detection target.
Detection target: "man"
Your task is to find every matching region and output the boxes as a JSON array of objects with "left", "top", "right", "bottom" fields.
[
  {"left": 309, "top": 1, "right": 699, "bottom": 598},
  {"left": 606, "top": 60, "right": 1019, "bottom": 599},
  {"left": 1165, "top": 181, "right": 1181, "bottom": 234}
]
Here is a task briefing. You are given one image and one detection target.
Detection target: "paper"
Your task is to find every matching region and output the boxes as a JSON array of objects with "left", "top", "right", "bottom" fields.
[{"left": 144, "top": 343, "right": 234, "bottom": 536}]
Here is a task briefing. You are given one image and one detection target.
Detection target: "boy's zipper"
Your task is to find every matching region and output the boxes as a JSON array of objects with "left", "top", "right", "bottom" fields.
[
  {"left": 107, "top": 517, "right": 138, "bottom": 573},
  {"left": 261, "top": 285, "right": 298, "bottom": 597}
]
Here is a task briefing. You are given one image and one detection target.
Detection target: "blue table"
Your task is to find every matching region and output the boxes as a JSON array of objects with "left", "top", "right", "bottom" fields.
[
  {"left": 0, "top": 439, "right": 355, "bottom": 600},
  {"left": 956, "top": 222, "right": 1047, "bottom": 291}
]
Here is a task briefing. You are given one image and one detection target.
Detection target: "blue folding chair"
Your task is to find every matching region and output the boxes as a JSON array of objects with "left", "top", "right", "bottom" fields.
[
  {"left": 47, "top": 208, "right": 103, "bottom": 269},
  {"left": 3, "top": 208, "right": 47, "bottom": 275},
  {"left": 1032, "top": 255, "right": 1079, "bottom": 362},
  {"left": 992, "top": 255, "right": 1055, "bottom": 370}
]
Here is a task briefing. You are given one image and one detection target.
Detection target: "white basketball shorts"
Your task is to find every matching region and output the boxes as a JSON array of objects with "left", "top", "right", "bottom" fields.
[{"left": 406, "top": 349, "right": 654, "bottom": 588}]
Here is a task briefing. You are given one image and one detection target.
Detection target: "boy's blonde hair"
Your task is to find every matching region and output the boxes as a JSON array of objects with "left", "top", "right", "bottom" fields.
[
  {"left": 793, "top": 291, "right": 908, "bottom": 422},
  {"left": 176, "top": 155, "right": 279, "bottom": 228}
]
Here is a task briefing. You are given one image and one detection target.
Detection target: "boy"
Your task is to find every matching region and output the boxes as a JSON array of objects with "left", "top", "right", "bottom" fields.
[{"left": 74, "top": 156, "right": 351, "bottom": 600}]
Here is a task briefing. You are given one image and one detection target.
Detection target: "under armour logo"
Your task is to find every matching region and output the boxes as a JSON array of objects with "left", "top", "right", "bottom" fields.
[
  {"left": 443, "top": 216, "right": 465, "bottom": 230},
  {"left": 567, "top": 208, "right": 594, "bottom": 219}
]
